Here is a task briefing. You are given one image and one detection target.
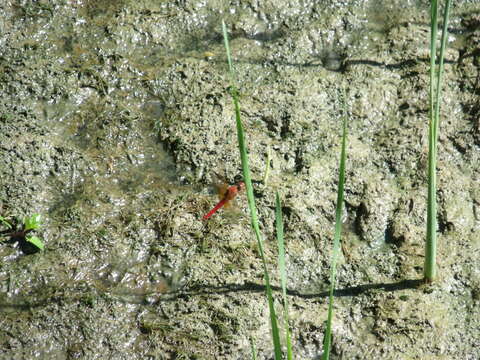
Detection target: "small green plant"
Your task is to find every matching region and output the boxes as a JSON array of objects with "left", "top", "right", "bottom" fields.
[
  {"left": 0, "top": 213, "right": 45, "bottom": 252},
  {"left": 425, "top": 0, "right": 452, "bottom": 283},
  {"left": 322, "top": 90, "right": 348, "bottom": 360},
  {"left": 222, "top": 21, "right": 282, "bottom": 359}
]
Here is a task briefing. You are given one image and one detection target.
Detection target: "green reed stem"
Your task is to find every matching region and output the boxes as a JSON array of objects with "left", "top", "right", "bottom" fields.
[
  {"left": 322, "top": 91, "right": 348, "bottom": 360},
  {"left": 425, "top": 0, "right": 452, "bottom": 282},
  {"left": 222, "top": 21, "right": 282, "bottom": 359}
]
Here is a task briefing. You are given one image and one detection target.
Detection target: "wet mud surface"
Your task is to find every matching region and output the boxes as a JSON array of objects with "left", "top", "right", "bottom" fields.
[{"left": 0, "top": 1, "right": 479, "bottom": 359}]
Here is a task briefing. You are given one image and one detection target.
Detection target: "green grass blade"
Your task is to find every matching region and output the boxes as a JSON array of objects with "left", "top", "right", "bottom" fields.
[
  {"left": 275, "top": 192, "right": 293, "bottom": 360},
  {"left": 435, "top": 0, "right": 452, "bottom": 142},
  {"left": 222, "top": 20, "right": 282, "bottom": 359},
  {"left": 429, "top": 0, "right": 438, "bottom": 121},
  {"left": 250, "top": 338, "right": 257, "bottom": 360},
  {"left": 425, "top": 0, "right": 439, "bottom": 284},
  {"left": 425, "top": 0, "right": 452, "bottom": 282},
  {"left": 322, "top": 93, "right": 348, "bottom": 360}
]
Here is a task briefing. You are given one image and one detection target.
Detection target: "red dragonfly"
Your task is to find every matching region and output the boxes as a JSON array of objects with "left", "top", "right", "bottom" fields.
[{"left": 203, "top": 181, "right": 245, "bottom": 220}]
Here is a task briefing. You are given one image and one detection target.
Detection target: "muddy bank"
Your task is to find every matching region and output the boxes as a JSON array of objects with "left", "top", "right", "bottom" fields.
[{"left": 0, "top": 1, "right": 479, "bottom": 359}]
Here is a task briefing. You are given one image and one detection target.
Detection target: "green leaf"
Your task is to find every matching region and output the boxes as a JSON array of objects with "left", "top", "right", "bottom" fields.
[
  {"left": 26, "top": 235, "right": 45, "bottom": 251},
  {"left": 0, "top": 215, "right": 13, "bottom": 229},
  {"left": 24, "top": 213, "right": 42, "bottom": 231}
]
